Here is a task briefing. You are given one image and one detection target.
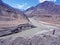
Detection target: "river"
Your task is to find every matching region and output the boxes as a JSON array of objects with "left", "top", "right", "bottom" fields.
[{"left": 0, "top": 18, "right": 59, "bottom": 39}]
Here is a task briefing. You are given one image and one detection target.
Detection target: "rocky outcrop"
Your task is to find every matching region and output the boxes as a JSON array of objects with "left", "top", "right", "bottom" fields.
[
  {"left": 30, "top": 34, "right": 60, "bottom": 45},
  {"left": 0, "top": 29, "right": 60, "bottom": 45},
  {"left": 0, "top": 0, "right": 34, "bottom": 37},
  {"left": 11, "top": 23, "right": 35, "bottom": 34},
  {"left": 0, "top": 37, "right": 27, "bottom": 45},
  {"left": 0, "top": 23, "right": 35, "bottom": 37}
]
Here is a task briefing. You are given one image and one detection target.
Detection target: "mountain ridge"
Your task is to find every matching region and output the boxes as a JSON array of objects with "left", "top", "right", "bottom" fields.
[
  {"left": 25, "top": 1, "right": 60, "bottom": 17},
  {"left": 25, "top": 1, "right": 60, "bottom": 25},
  {"left": 0, "top": 0, "right": 30, "bottom": 27}
]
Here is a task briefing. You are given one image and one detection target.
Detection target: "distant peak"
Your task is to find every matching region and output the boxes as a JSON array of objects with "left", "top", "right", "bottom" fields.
[
  {"left": 41, "top": 1, "right": 55, "bottom": 5},
  {"left": 25, "top": 6, "right": 34, "bottom": 11},
  {"left": 37, "top": 1, "right": 55, "bottom": 7}
]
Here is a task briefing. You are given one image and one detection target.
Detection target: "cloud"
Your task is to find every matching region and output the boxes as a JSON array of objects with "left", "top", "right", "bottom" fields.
[
  {"left": 14, "top": 3, "right": 30, "bottom": 10},
  {"left": 39, "top": 0, "right": 56, "bottom": 3}
]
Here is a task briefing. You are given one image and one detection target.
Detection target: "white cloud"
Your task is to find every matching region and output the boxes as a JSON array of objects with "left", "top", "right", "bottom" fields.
[
  {"left": 39, "top": 0, "right": 56, "bottom": 3},
  {"left": 14, "top": 3, "right": 30, "bottom": 10}
]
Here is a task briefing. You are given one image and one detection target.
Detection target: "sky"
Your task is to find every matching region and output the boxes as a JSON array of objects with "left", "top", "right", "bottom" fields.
[{"left": 2, "top": 0, "right": 60, "bottom": 10}]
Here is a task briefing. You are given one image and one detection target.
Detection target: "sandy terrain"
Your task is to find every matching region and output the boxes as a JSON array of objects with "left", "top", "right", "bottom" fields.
[
  {"left": 0, "top": 17, "right": 29, "bottom": 28},
  {"left": 0, "top": 18, "right": 60, "bottom": 45},
  {"left": 33, "top": 16, "right": 60, "bottom": 27},
  {"left": 0, "top": 18, "right": 59, "bottom": 38}
]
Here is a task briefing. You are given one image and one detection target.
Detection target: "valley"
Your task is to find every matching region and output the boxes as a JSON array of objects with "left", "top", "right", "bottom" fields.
[
  {"left": 0, "top": 18, "right": 59, "bottom": 38},
  {"left": 0, "top": 0, "right": 60, "bottom": 45},
  {"left": 0, "top": 18, "right": 60, "bottom": 45}
]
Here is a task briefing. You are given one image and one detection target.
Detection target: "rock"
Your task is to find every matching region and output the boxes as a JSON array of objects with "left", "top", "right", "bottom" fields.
[
  {"left": 30, "top": 34, "right": 60, "bottom": 45},
  {"left": 0, "top": 37, "right": 13, "bottom": 45},
  {"left": 0, "top": 0, "right": 30, "bottom": 37},
  {"left": 12, "top": 37, "right": 26, "bottom": 45},
  {"left": 0, "top": 30, "right": 60, "bottom": 45},
  {"left": 0, "top": 23, "right": 35, "bottom": 37}
]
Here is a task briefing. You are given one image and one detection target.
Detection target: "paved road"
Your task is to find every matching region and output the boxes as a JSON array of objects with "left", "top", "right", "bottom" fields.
[{"left": 0, "top": 18, "right": 60, "bottom": 39}]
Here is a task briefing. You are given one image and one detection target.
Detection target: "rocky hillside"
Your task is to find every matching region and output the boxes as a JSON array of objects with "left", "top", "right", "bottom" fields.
[
  {"left": 0, "top": 0, "right": 30, "bottom": 27},
  {"left": 0, "top": 0, "right": 36, "bottom": 36},
  {"left": 25, "top": 1, "right": 60, "bottom": 17},
  {"left": 0, "top": 29, "right": 60, "bottom": 45},
  {"left": 25, "top": 1, "right": 60, "bottom": 25}
]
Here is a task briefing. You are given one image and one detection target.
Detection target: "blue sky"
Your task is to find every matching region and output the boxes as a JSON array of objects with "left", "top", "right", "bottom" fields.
[{"left": 2, "top": 0, "right": 60, "bottom": 10}]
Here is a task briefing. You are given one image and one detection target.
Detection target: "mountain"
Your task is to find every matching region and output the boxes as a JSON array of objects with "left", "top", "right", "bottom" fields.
[
  {"left": 25, "top": 1, "right": 60, "bottom": 25},
  {"left": 25, "top": 6, "right": 35, "bottom": 17},
  {"left": 25, "top": 1, "right": 60, "bottom": 17},
  {"left": 0, "top": 0, "right": 30, "bottom": 27},
  {"left": 0, "top": 0, "right": 36, "bottom": 36},
  {"left": 35, "top": 1, "right": 60, "bottom": 14}
]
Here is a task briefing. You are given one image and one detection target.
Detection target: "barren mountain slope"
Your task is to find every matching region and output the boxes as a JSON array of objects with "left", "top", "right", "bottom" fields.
[
  {"left": 25, "top": 1, "right": 60, "bottom": 25},
  {"left": 0, "top": 0, "right": 35, "bottom": 36},
  {"left": 0, "top": 0, "right": 29, "bottom": 28}
]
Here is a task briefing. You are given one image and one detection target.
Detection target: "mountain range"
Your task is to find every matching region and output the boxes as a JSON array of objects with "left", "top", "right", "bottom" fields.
[
  {"left": 25, "top": 1, "right": 60, "bottom": 16},
  {"left": 0, "top": 1, "right": 60, "bottom": 45},
  {"left": 25, "top": 1, "right": 60, "bottom": 25}
]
